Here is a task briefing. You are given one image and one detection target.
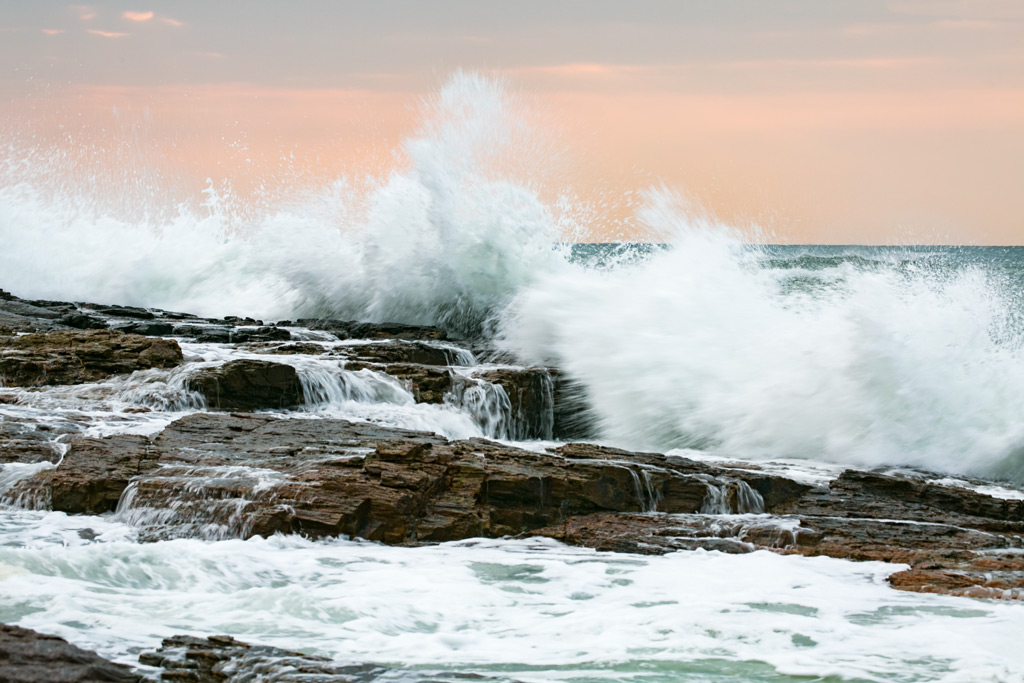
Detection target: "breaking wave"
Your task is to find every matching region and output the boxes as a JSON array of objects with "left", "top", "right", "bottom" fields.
[{"left": 4, "top": 71, "right": 1024, "bottom": 482}]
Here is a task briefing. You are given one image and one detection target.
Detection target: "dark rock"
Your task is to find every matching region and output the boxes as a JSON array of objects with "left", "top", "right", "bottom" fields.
[
  {"left": 7, "top": 414, "right": 790, "bottom": 542},
  {"left": 475, "top": 368, "right": 554, "bottom": 440},
  {"left": 301, "top": 319, "right": 448, "bottom": 341},
  {"left": 229, "top": 326, "right": 292, "bottom": 343},
  {"left": 185, "top": 360, "right": 305, "bottom": 412},
  {"left": 84, "top": 305, "right": 155, "bottom": 320},
  {"left": 339, "top": 341, "right": 463, "bottom": 366},
  {"left": 38, "top": 434, "right": 159, "bottom": 513},
  {"left": 195, "top": 327, "right": 233, "bottom": 343},
  {"left": 0, "top": 330, "right": 183, "bottom": 387},
  {"left": 0, "top": 623, "right": 139, "bottom": 682},
  {"left": 246, "top": 342, "right": 328, "bottom": 355},
  {"left": 0, "top": 299, "right": 64, "bottom": 320},
  {"left": 61, "top": 313, "right": 108, "bottom": 330},
  {"left": 0, "top": 297, "right": 67, "bottom": 333},
  {"left": 112, "top": 322, "right": 174, "bottom": 336},
  {"left": 345, "top": 362, "right": 453, "bottom": 404},
  {"left": 138, "top": 634, "right": 517, "bottom": 682}
]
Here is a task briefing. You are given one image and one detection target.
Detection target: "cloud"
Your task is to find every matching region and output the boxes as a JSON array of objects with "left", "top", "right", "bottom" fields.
[
  {"left": 932, "top": 19, "right": 1000, "bottom": 30},
  {"left": 72, "top": 5, "right": 96, "bottom": 21},
  {"left": 160, "top": 17, "right": 184, "bottom": 27},
  {"left": 41, "top": 29, "right": 65, "bottom": 35},
  {"left": 722, "top": 57, "right": 945, "bottom": 69},
  {"left": 122, "top": 11, "right": 154, "bottom": 22},
  {"left": 88, "top": 29, "right": 129, "bottom": 38}
]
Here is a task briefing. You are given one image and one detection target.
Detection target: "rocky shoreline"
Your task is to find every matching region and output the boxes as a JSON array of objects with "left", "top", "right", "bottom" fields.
[{"left": 2, "top": 288, "right": 1024, "bottom": 680}]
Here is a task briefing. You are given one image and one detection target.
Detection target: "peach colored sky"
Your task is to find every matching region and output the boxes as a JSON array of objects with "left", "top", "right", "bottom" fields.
[{"left": 2, "top": 1, "right": 1023, "bottom": 243}]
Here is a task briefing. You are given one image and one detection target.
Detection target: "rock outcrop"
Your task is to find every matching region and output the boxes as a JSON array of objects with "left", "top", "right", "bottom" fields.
[
  {"left": 0, "top": 330, "right": 182, "bottom": 387},
  {"left": 0, "top": 624, "right": 139, "bottom": 682},
  {"left": 138, "top": 634, "right": 518, "bottom": 682},
  {"left": 185, "top": 360, "right": 305, "bottom": 412},
  {"left": 7, "top": 413, "right": 1022, "bottom": 599}
]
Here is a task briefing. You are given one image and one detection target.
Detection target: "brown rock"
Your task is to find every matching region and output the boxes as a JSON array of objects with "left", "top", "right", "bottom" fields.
[
  {"left": 185, "top": 359, "right": 304, "bottom": 411},
  {"left": 345, "top": 362, "right": 453, "bottom": 404},
  {"left": 0, "top": 330, "right": 182, "bottom": 387},
  {"left": 338, "top": 340, "right": 464, "bottom": 366},
  {"left": 301, "top": 319, "right": 448, "bottom": 341}
]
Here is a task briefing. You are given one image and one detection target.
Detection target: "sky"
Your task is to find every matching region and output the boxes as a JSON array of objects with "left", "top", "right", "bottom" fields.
[{"left": 1, "top": 0, "right": 1023, "bottom": 243}]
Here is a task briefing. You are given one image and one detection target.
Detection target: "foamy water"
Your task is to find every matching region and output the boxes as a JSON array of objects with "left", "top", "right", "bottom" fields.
[
  {"left": 4, "top": 71, "right": 1024, "bottom": 681},
  {"left": 1, "top": 510, "right": 1022, "bottom": 682}
]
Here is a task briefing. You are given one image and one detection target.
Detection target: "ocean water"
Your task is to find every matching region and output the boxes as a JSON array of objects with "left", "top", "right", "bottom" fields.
[{"left": 2, "top": 72, "right": 1024, "bottom": 681}]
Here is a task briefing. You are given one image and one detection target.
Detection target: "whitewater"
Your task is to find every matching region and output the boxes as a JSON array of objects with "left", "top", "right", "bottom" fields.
[{"left": 2, "top": 73, "right": 1024, "bottom": 681}]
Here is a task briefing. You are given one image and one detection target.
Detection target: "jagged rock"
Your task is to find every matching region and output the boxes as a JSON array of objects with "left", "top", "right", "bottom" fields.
[
  {"left": 0, "top": 297, "right": 67, "bottom": 333},
  {"left": 7, "top": 414, "right": 804, "bottom": 543},
  {"left": 112, "top": 322, "right": 174, "bottom": 336},
  {"left": 0, "top": 330, "right": 183, "bottom": 387},
  {"left": 185, "top": 360, "right": 305, "bottom": 412},
  {"left": 139, "top": 635, "right": 380, "bottom": 682},
  {"left": 246, "top": 342, "right": 328, "bottom": 355},
  {"left": 60, "top": 313, "right": 108, "bottom": 330},
  {"left": 6, "top": 412, "right": 1024, "bottom": 598},
  {"left": 338, "top": 340, "right": 463, "bottom": 366},
  {"left": 301, "top": 319, "right": 448, "bottom": 341},
  {"left": 229, "top": 326, "right": 292, "bottom": 343},
  {"left": 0, "top": 623, "right": 139, "bottom": 682},
  {"left": 83, "top": 305, "right": 155, "bottom": 320},
  {"left": 138, "top": 634, "right": 517, "bottom": 682},
  {"left": 345, "top": 362, "right": 453, "bottom": 404}
]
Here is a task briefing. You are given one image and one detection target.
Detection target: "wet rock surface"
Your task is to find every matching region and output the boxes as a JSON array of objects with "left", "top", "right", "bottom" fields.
[
  {"left": 0, "top": 624, "right": 139, "bottom": 682},
  {"left": 0, "top": 330, "right": 183, "bottom": 387},
  {"left": 5, "top": 411, "right": 1022, "bottom": 599},
  {"left": 185, "top": 359, "right": 305, "bottom": 412},
  {"left": 138, "top": 635, "right": 515, "bottom": 682}
]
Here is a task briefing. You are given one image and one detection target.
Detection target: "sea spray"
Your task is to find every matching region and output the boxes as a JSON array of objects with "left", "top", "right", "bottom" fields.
[
  {"left": 6, "top": 72, "right": 1024, "bottom": 483},
  {"left": 0, "top": 72, "right": 571, "bottom": 335},
  {"left": 500, "top": 189, "right": 1024, "bottom": 482}
]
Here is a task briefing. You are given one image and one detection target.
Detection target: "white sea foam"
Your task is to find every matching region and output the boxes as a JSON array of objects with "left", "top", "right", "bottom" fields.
[
  {"left": 0, "top": 512, "right": 1021, "bottom": 682},
  {"left": 0, "top": 72, "right": 569, "bottom": 335},
  {"left": 501, "top": 191, "right": 1024, "bottom": 483}
]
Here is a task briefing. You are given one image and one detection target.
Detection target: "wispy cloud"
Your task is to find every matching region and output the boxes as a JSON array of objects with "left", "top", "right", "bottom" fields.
[
  {"left": 122, "top": 11, "right": 154, "bottom": 22},
  {"left": 932, "top": 19, "right": 1000, "bottom": 30},
  {"left": 722, "top": 57, "right": 945, "bottom": 69},
  {"left": 41, "top": 29, "right": 65, "bottom": 35},
  {"left": 160, "top": 17, "right": 184, "bottom": 28},
  {"left": 88, "top": 29, "right": 129, "bottom": 38},
  {"left": 72, "top": 5, "right": 96, "bottom": 21}
]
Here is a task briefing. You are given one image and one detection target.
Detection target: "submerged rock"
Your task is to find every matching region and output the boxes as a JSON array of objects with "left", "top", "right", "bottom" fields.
[
  {"left": 138, "top": 634, "right": 518, "bottom": 682},
  {"left": 185, "top": 359, "right": 305, "bottom": 412},
  {"left": 0, "top": 624, "right": 139, "bottom": 682},
  {"left": 0, "top": 330, "right": 183, "bottom": 387}
]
